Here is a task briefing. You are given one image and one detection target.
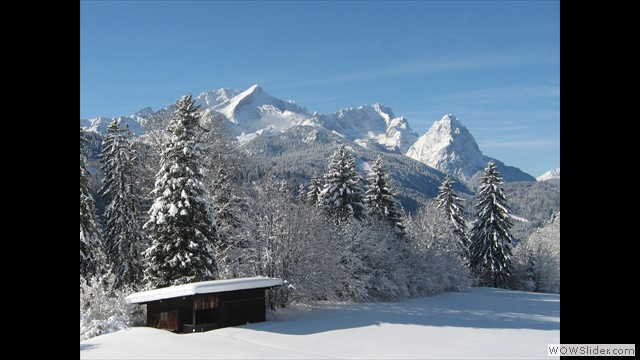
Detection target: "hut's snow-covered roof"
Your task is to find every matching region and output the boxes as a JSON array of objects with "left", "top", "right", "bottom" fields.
[{"left": 126, "top": 276, "right": 284, "bottom": 304}]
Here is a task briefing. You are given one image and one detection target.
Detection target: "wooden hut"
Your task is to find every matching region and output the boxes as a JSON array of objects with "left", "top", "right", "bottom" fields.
[{"left": 126, "top": 276, "right": 284, "bottom": 333}]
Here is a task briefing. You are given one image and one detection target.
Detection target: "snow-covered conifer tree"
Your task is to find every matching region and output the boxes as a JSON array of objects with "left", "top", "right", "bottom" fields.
[
  {"left": 80, "top": 128, "right": 105, "bottom": 278},
  {"left": 364, "top": 155, "right": 405, "bottom": 236},
  {"left": 297, "top": 183, "right": 306, "bottom": 204},
  {"left": 306, "top": 173, "right": 322, "bottom": 206},
  {"left": 99, "top": 119, "right": 145, "bottom": 288},
  {"left": 143, "top": 94, "right": 218, "bottom": 288},
  {"left": 320, "top": 145, "right": 366, "bottom": 223},
  {"left": 436, "top": 175, "right": 470, "bottom": 260},
  {"left": 469, "top": 162, "right": 514, "bottom": 288}
]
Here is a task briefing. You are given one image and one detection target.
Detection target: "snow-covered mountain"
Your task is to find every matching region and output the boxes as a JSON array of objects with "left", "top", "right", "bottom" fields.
[
  {"left": 406, "top": 114, "right": 535, "bottom": 183},
  {"left": 406, "top": 115, "right": 485, "bottom": 181},
  {"left": 81, "top": 85, "right": 533, "bottom": 184},
  {"left": 80, "top": 110, "right": 148, "bottom": 136},
  {"left": 81, "top": 85, "right": 419, "bottom": 154},
  {"left": 312, "top": 103, "right": 418, "bottom": 153},
  {"left": 537, "top": 168, "right": 560, "bottom": 183},
  {"left": 195, "top": 85, "right": 314, "bottom": 141},
  {"left": 196, "top": 85, "right": 418, "bottom": 152}
]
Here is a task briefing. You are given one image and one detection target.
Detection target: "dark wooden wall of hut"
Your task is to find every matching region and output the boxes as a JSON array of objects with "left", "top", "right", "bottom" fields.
[
  {"left": 219, "top": 288, "right": 266, "bottom": 328},
  {"left": 146, "top": 297, "right": 192, "bottom": 333},
  {"left": 144, "top": 287, "right": 268, "bottom": 333}
]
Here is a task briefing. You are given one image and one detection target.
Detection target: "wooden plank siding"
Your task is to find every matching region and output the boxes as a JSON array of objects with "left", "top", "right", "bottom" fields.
[{"left": 193, "top": 293, "right": 219, "bottom": 310}]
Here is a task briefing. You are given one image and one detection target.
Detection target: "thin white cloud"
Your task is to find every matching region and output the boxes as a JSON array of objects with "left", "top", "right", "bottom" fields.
[
  {"left": 428, "top": 85, "right": 559, "bottom": 107},
  {"left": 298, "top": 51, "right": 556, "bottom": 87},
  {"left": 479, "top": 138, "right": 559, "bottom": 149}
]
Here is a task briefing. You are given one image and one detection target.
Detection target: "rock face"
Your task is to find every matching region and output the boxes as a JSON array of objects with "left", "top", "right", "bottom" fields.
[{"left": 406, "top": 114, "right": 535, "bottom": 183}]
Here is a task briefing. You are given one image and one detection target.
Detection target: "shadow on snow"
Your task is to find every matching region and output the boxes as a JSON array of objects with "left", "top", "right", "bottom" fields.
[
  {"left": 80, "top": 343, "right": 98, "bottom": 351},
  {"left": 255, "top": 287, "right": 559, "bottom": 336}
]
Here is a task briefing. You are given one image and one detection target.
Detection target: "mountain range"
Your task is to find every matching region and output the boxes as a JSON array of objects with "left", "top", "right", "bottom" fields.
[{"left": 81, "top": 84, "right": 535, "bottom": 185}]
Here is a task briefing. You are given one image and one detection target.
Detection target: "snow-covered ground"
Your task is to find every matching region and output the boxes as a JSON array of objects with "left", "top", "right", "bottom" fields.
[{"left": 80, "top": 287, "right": 559, "bottom": 359}]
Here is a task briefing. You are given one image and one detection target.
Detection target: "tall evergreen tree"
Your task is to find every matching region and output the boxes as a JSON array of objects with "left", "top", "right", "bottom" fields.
[
  {"left": 364, "top": 156, "right": 405, "bottom": 236},
  {"left": 469, "top": 162, "right": 514, "bottom": 288},
  {"left": 80, "top": 127, "right": 105, "bottom": 278},
  {"left": 436, "top": 175, "right": 470, "bottom": 260},
  {"left": 297, "top": 183, "right": 306, "bottom": 204},
  {"left": 306, "top": 173, "right": 322, "bottom": 206},
  {"left": 99, "top": 119, "right": 144, "bottom": 288},
  {"left": 320, "top": 145, "right": 366, "bottom": 223},
  {"left": 143, "top": 94, "right": 218, "bottom": 288}
]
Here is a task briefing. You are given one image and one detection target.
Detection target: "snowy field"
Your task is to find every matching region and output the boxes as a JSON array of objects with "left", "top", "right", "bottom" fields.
[{"left": 80, "top": 287, "right": 559, "bottom": 359}]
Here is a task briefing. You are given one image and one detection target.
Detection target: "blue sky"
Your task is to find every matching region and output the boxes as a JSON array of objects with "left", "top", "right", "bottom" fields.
[{"left": 80, "top": 1, "right": 559, "bottom": 177}]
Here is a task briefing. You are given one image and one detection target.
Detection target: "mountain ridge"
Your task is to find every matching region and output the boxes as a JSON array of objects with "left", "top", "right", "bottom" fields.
[{"left": 80, "top": 84, "right": 534, "bottom": 183}]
